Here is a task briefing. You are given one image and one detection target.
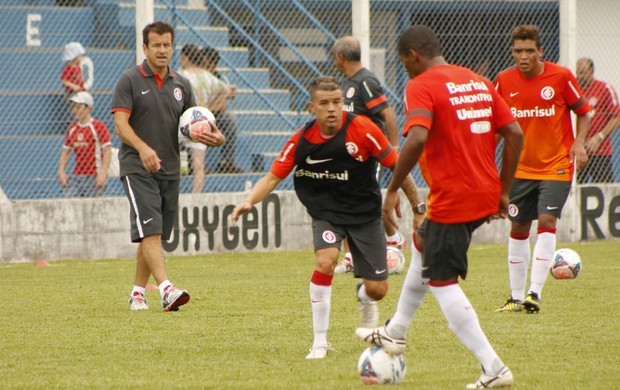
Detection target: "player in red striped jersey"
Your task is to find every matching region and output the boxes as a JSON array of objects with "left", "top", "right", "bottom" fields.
[{"left": 576, "top": 57, "right": 620, "bottom": 183}]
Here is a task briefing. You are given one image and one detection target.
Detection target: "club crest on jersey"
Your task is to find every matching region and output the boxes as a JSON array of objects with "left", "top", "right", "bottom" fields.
[
  {"left": 346, "top": 87, "right": 355, "bottom": 99},
  {"left": 174, "top": 88, "right": 183, "bottom": 101},
  {"left": 540, "top": 86, "right": 555, "bottom": 100},
  {"left": 508, "top": 204, "right": 519, "bottom": 217},
  {"left": 322, "top": 230, "right": 336, "bottom": 244},
  {"left": 346, "top": 142, "right": 364, "bottom": 161}
]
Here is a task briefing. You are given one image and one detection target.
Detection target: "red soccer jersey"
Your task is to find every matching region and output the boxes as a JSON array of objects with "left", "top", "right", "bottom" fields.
[
  {"left": 495, "top": 61, "right": 591, "bottom": 180},
  {"left": 61, "top": 63, "right": 85, "bottom": 94},
  {"left": 403, "top": 64, "right": 515, "bottom": 224},
  {"left": 582, "top": 79, "right": 620, "bottom": 156},
  {"left": 63, "top": 119, "right": 111, "bottom": 176},
  {"left": 270, "top": 112, "right": 397, "bottom": 178}
]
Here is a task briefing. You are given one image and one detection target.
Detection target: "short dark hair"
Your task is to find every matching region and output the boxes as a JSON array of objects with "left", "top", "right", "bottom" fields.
[
  {"left": 309, "top": 76, "right": 341, "bottom": 99},
  {"left": 510, "top": 24, "right": 541, "bottom": 48},
  {"left": 142, "top": 21, "right": 175, "bottom": 46},
  {"left": 578, "top": 57, "right": 595, "bottom": 72},
  {"left": 332, "top": 36, "right": 361, "bottom": 62},
  {"left": 200, "top": 46, "right": 220, "bottom": 67},
  {"left": 397, "top": 25, "right": 441, "bottom": 58},
  {"left": 181, "top": 44, "right": 202, "bottom": 65}
]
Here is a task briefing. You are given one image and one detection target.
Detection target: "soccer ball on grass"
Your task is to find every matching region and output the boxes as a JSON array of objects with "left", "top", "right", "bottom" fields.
[
  {"left": 550, "top": 248, "right": 582, "bottom": 279},
  {"left": 357, "top": 345, "right": 407, "bottom": 385},
  {"left": 386, "top": 246, "right": 405, "bottom": 275},
  {"left": 178, "top": 106, "right": 215, "bottom": 142}
]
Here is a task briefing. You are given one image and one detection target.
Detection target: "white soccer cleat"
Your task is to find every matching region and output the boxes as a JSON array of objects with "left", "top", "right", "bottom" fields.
[
  {"left": 386, "top": 231, "right": 407, "bottom": 251},
  {"left": 129, "top": 292, "right": 149, "bottom": 311},
  {"left": 355, "top": 326, "right": 406, "bottom": 356},
  {"left": 305, "top": 344, "right": 336, "bottom": 359},
  {"left": 466, "top": 366, "right": 514, "bottom": 389},
  {"left": 334, "top": 253, "right": 354, "bottom": 274}
]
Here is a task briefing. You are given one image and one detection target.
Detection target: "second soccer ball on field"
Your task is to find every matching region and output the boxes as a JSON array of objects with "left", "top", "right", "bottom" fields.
[{"left": 386, "top": 246, "right": 405, "bottom": 275}]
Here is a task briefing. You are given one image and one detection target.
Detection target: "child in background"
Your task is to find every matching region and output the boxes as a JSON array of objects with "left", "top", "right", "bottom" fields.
[
  {"left": 58, "top": 92, "right": 112, "bottom": 197},
  {"left": 61, "top": 42, "right": 94, "bottom": 94}
]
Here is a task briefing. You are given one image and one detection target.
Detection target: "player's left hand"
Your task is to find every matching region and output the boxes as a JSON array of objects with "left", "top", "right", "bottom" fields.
[
  {"left": 95, "top": 172, "right": 107, "bottom": 191},
  {"left": 569, "top": 139, "right": 588, "bottom": 170},
  {"left": 382, "top": 190, "right": 400, "bottom": 230},
  {"left": 196, "top": 121, "right": 226, "bottom": 147},
  {"left": 488, "top": 194, "right": 510, "bottom": 222}
]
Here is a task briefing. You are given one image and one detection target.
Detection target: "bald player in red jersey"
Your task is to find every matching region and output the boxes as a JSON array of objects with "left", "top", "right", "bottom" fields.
[
  {"left": 576, "top": 57, "right": 620, "bottom": 183},
  {"left": 494, "top": 25, "right": 591, "bottom": 314},
  {"left": 356, "top": 25, "right": 523, "bottom": 389},
  {"left": 231, "top": 76, "right": 424, "bottom": 360}
]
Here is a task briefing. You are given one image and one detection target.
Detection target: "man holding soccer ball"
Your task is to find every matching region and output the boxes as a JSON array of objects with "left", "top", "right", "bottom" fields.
[
  {"left": 111, "top": 21, "right": 225, "bottom": 312},
  {"left": 231, "top": 76, "right": 424, "bottom": 359}
]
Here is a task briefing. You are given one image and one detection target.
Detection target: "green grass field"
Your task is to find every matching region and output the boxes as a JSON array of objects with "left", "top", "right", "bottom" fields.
[{"left": 2, "top": 241, "right": 619, "bottom": 389}]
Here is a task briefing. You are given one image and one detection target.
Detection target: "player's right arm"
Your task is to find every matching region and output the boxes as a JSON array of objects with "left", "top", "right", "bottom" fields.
[
  {"left": 232, "top": 132, "right": 299, "bottom": 224},
  {"left": 113, "top": 111, "right": 160, "bottom": 173},
  {"left": 231, "top": 172, "right": 283, "bottom": 224}
]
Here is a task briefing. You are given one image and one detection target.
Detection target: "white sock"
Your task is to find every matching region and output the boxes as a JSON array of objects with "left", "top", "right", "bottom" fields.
[
  {"left": 357, "top": 283, "right": 373, "bottom": 303},
  {"left": 310, "top": 282, "right": 331, "bottom": 348},
  {"left": 508, "top": 235, "right": 530, "bottom": 301},
  {"left": 385, "top": 232, "right": 401, "bottom": 243},
  {"left": 131, "top": 285, "right": 146, "bottom": 296},
  {"left": 431, "top": 283, "right": 505, "bottom": 376},
  {"left": 386, "top": 244, "right": 429, "bottom": 339},
  {"left": 529, "top": 232, "right": 556, "bottom": 298},
  {"left": 158, "top": 280, "right": 172, "bottom": 299}
]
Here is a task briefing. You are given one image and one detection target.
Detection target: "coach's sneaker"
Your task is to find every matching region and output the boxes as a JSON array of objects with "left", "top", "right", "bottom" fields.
[
  {"left": 129, "top": 292, "right": 149, "bottom": 311},
  {"left": 161, "top": 286, "right": 190, "bottom": 312},
  {"left": 523, "top": 292, "right": 541, "bottom": 314},
  {"left": 495, "top": 297, "right": 523, "bottom": 313},
  {"left": 305, "top": 344, "right": 336, "bottom": 359},
  {"left": 466, "top": 365, "right": 514, "bottom": 389},
  {"left": 386, "top": 231, "right": 406, "bottom": 251},
  {"left": 334, "top": 253, "right": 354, "bottom": 274},
  {"left": 355, "top": 325, "right": 406, "bottom": 356}
]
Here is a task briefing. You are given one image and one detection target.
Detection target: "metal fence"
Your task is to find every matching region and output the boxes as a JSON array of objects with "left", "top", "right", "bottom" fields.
[{"left": 1, "top": 0, "right": 619, "bottom": 200}]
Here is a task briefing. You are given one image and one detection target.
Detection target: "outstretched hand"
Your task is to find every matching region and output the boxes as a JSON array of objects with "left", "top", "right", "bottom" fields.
[{"left": 231, "top": 201, "right": 253, "bottom": 224}]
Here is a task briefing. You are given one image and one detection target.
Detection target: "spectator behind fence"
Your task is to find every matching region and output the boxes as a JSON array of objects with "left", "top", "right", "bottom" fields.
[
  {"left": 201, "top": 46, "right": 244, "bottom": 174},
  {"left": 61, "top": 42, "right": 94, "bottom": 95},
  {"left": 58, "top": 92, "right": 112, "bottom": 197},
  {"left": 177, "top": 44, "right": 220, "bottom": 193},
  {"left": 576, "top": 57, "right": 620, "bottom": 183}
]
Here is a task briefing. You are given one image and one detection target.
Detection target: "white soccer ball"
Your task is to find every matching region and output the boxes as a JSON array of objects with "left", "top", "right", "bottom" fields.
[
  {"left": 178, "top": 106, "right": 215, "bottom": 142},
  {"left": 550, "top": 248, "right": 582, "bottom": 280},
  {"left": 386, "top": 246, "right": 405, "bottom": 275},
  {"left": 358, "top": 345, "right": 407, "bottom": 385}
]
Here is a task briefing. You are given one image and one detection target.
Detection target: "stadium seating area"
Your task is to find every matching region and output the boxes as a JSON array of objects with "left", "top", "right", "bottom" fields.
[{"left": 0, "top": 0, "right": 303, "bottom": 199}]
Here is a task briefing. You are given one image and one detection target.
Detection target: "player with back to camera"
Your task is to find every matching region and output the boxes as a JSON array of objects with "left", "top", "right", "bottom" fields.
[
  {"left": 331, "top": 36, "right": 421, "bottom": 274},
  {"left": 356, "top": 25, "right": 523, "bottom": 388},
  {"left": 111, "top": 21, "right": 225, "bottom": 312},
  {"left": 494, "top": 25, "right": 591, "bottom": 314},
  {"left": 231, "top": 76, "right": 424, "bottom": 359},
  {"left": 575, "top": 57, "right": 620, "bottom": 183}
]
